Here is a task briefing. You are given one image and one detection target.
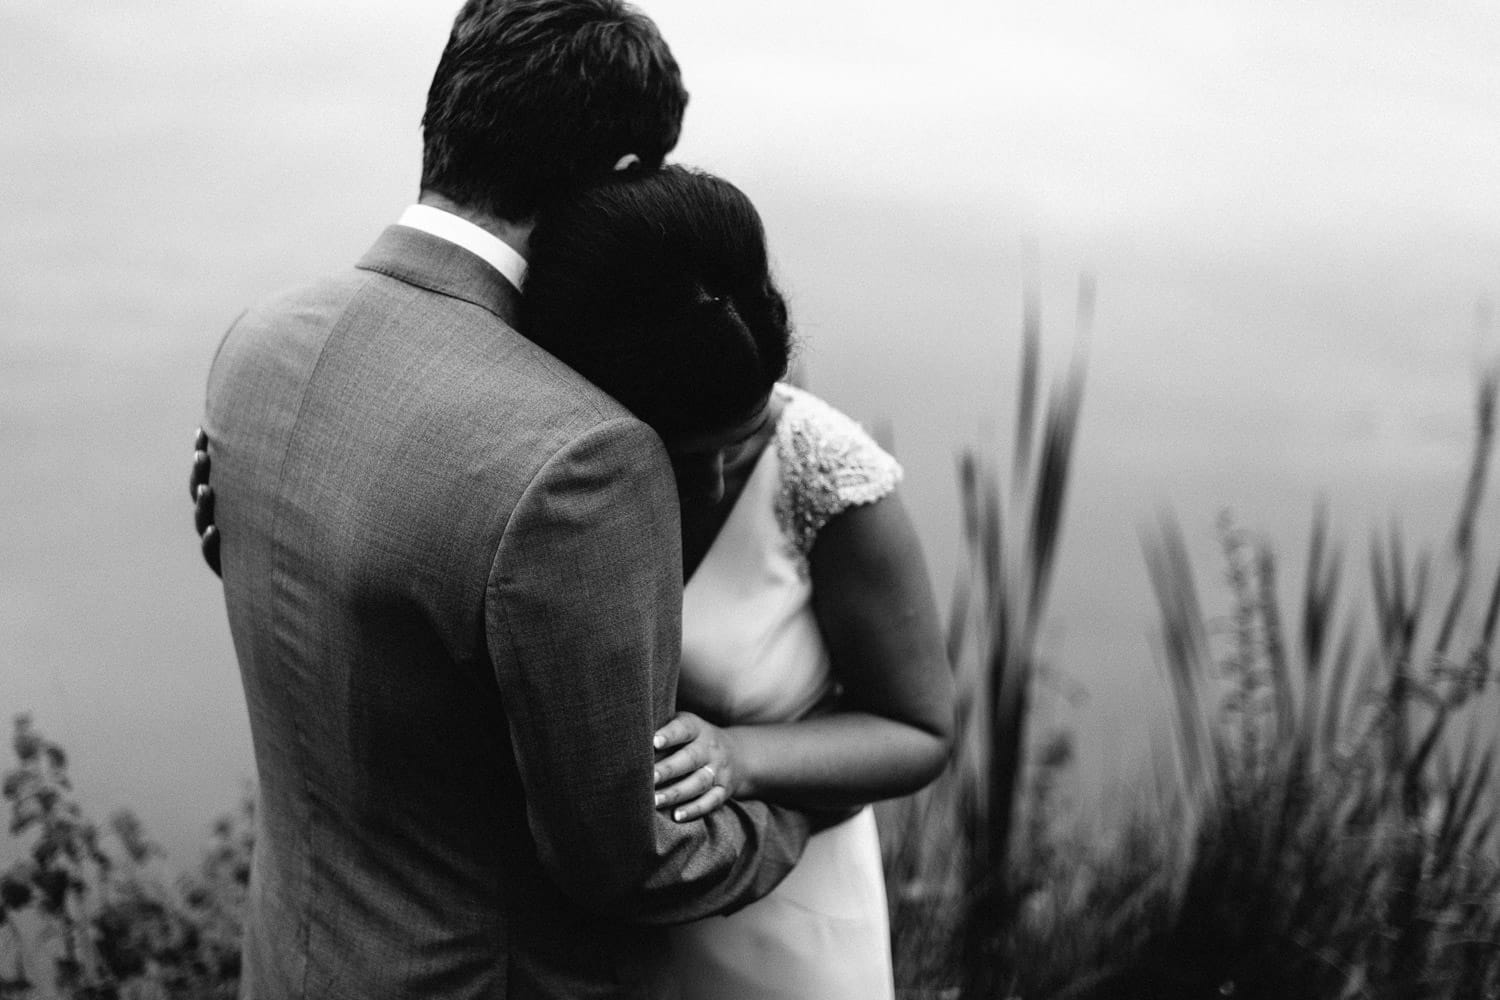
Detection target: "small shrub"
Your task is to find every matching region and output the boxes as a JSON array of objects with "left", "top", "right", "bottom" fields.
[{"left": 0, "top": 715, "right": 251, "bottom": 1000}]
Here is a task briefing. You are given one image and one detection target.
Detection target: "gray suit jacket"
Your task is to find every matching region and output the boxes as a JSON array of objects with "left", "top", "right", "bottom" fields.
[{"left": 203, "top": 225, "right": 812, "bottom": 999}]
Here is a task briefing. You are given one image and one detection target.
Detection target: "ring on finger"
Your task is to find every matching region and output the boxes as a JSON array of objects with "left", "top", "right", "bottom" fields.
[{"left": 701, "top": 764, "right": 717, "bottom": 787}]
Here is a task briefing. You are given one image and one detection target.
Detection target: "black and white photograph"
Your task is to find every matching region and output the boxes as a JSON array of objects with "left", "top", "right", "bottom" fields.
[{"left": 2, "top": 1, "right": 1499, "bottom": 997}]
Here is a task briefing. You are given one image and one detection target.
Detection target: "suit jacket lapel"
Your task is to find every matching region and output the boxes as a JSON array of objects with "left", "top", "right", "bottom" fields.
[{"left": 355, "top": 225, "right": 522, "bottom": 329}]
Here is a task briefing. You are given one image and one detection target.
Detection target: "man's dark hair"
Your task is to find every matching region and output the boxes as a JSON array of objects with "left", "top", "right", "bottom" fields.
[
  {"left": 521, "top": 166, "right": 793, "bottom": 437},
  {"left": 421, "top": 0, "right": 688, "bottom": 222}
]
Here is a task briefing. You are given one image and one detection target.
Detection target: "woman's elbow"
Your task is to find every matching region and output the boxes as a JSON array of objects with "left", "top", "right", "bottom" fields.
[
  {"left": 921, "top": 667, "right": 958, "bottom": 751},
  {"left": 891, "top": 721, "right": 952, "bottom": 794},
  {"left": 912, "top": 680, "right": 957, "bottom": 785}
]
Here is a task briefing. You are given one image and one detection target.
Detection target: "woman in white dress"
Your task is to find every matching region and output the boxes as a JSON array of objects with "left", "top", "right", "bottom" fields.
[{"left": 522, "top": 166, "right": 954, "bottom": 999}]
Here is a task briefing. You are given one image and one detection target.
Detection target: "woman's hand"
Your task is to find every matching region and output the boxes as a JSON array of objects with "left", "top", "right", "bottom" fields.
[
  {"left": 652, "top": 711, "right": 745, "bottom": 822},
  {"left": 191, "top": 427, "right": 221, "bottom": 577}
]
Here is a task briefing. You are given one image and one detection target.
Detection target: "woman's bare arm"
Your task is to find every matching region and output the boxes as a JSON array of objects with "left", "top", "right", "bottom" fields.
[{"left": 653, "top": 490, "right": 954, "bottom": 817}]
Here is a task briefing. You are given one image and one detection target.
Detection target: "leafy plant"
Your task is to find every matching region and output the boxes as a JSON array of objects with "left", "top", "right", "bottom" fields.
[{"left": 1, "top": 715, "right": 251, "bottom": 1000}]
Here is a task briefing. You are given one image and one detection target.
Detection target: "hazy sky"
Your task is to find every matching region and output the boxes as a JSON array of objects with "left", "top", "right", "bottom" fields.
[{"left": 2, "top": 0, "right": 1498, "bottom": 859}]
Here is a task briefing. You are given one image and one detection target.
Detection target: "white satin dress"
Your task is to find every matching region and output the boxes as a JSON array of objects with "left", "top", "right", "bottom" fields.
[{"left": 665, "top": 384, "right": 902, "bottom": 1000}]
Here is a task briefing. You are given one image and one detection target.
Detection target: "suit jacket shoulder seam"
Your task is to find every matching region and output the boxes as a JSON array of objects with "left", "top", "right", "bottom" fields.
[{"left": 483, "top": 415, "right": 653, "bottom": 662}]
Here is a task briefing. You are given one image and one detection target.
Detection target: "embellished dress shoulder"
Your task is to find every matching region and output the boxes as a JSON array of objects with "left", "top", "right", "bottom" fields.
[{"left": 771, "top": 383, "right": 903, "bottom": 574}]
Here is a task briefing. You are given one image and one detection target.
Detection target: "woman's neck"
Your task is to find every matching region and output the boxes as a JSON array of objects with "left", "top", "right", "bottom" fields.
[{"left": 679, "top": 395, "right": 783, "bottom": 581}]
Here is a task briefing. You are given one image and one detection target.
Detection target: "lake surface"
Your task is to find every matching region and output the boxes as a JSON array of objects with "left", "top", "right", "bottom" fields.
[{"left": 3, "top": 0, "right": 1498, "bottom": 862}]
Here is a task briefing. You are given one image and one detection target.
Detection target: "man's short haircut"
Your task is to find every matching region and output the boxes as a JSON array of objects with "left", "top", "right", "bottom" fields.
[{"left": 420, "top": 0, "right": 689, "bottom": 222}]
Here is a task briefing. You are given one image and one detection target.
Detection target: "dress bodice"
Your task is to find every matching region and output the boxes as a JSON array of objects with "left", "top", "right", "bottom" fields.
[
  {"left": 668, "top": 383, "right": 903, "bottom": 1000},
  {"left": 678, "top": 384, "right": 902, "bottom": 726}
]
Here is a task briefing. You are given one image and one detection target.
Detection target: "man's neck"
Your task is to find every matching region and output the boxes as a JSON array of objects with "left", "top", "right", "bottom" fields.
[{"left": 417, "top": 191, "right": 532, "bottom": 261}]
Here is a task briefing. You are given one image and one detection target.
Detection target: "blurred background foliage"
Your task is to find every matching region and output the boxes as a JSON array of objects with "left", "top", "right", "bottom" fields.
[
  {"left": 2, "top": 715, "right": 250, "bottom": 999},
  {"left": 879, "top": 294, "right": 1500, "bottom": 999}
]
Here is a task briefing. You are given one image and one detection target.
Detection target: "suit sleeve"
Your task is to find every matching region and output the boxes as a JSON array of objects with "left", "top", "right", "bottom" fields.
[{"left": 486, "top": 416, "right": 813, "bottom": 923}]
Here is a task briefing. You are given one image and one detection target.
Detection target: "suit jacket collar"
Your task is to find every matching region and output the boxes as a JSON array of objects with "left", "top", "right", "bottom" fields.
[{"left": 356, "top": 225, "right": 521, "bottom": 329}]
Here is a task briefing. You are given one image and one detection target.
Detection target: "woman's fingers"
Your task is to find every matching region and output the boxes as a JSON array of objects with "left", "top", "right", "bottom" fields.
[
  {"left": 670, "top": 784, "right": 730, "bottom": 823},
  {"left": 654, "top": 764, "right": 722, "bottom": 811},
  {"left": 201, "top": 524, "right": 222, "bottom": 578},
  {"left": 194, "top": 484, "right": 216, "bottom": 535},
  {"left": 651, "top": 713, "right": 736, "bottom": 815},
  {"left": 653, "top": 742, "right": 709, "bottom": 787},
  {"left": 191, "top": 428, "right": 211, "bottom": 500},
  {"left": 652, "top": 712, "right": 700, "bottom": 751},
  {"left": 190, "top": 429, "right": 222, "bottom": 577}
]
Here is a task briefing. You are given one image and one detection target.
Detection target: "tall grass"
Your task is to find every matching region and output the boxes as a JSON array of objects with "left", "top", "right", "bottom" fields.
[
  {"left": 1134, "top": 498, "right": 1500, "bottom": 998},
  {"left": 883, "top": 272, "right": 1094, "bottom": 996},
  {"left": 884, "top": 290, "right": 1500, "bottom": 998},
  {"left": 1130, "top": 362, "right": 1500, "bottom": 998}
]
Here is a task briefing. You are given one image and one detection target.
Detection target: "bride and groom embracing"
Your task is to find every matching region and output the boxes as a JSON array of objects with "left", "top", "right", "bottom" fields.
[{"left": 193, "top": 1, "right": 954, "bottom": 996}]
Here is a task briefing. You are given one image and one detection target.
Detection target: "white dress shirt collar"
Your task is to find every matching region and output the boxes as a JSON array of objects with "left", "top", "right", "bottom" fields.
[{"left": 396, "top": 204, "right": 528, "bottom": 291}]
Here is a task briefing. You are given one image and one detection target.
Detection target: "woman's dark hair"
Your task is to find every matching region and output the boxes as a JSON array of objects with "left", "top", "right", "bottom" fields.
[
  {"left": 421, "top": 0, "right": 688, "bottom": 222},
  {"left": 522, "top": 167, "right": 793, "bottom": 438}
]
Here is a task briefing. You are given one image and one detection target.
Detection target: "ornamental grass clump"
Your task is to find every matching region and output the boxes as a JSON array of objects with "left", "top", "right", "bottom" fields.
[
  {"left": 1128, "top": 363, "right": 1500, "bottom": 999},
  {"left": 884, "top": 299, "right": 1500, "bottom": 999},
  {"left": 882, "top": 271, "right": 1094, "bottom": 997}
]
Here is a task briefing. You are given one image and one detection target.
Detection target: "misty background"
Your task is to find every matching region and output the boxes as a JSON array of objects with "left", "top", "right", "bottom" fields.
[{"left": 3, "top": 0, "right": 1498, "bottom": 861}]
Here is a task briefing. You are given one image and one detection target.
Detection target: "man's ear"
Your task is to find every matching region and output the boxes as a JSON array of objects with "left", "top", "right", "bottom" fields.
[{"left": 613, "top": 153, "right": 642, "bottom": 172}]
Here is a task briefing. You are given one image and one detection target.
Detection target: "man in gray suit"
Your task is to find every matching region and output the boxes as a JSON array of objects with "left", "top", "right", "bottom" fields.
[{"left": 199, "top": 2, "right": 817, "bottom": 996}]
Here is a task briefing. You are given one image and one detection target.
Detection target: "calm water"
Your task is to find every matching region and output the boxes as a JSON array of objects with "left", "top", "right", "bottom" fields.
[{"left": 3, "top": 0, "right": 1498, "bottom": 861}]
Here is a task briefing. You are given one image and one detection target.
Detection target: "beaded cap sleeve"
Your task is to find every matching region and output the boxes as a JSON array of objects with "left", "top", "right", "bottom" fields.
[{"left": 772, "top": 384, "right": 903, "bottom": 574}]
